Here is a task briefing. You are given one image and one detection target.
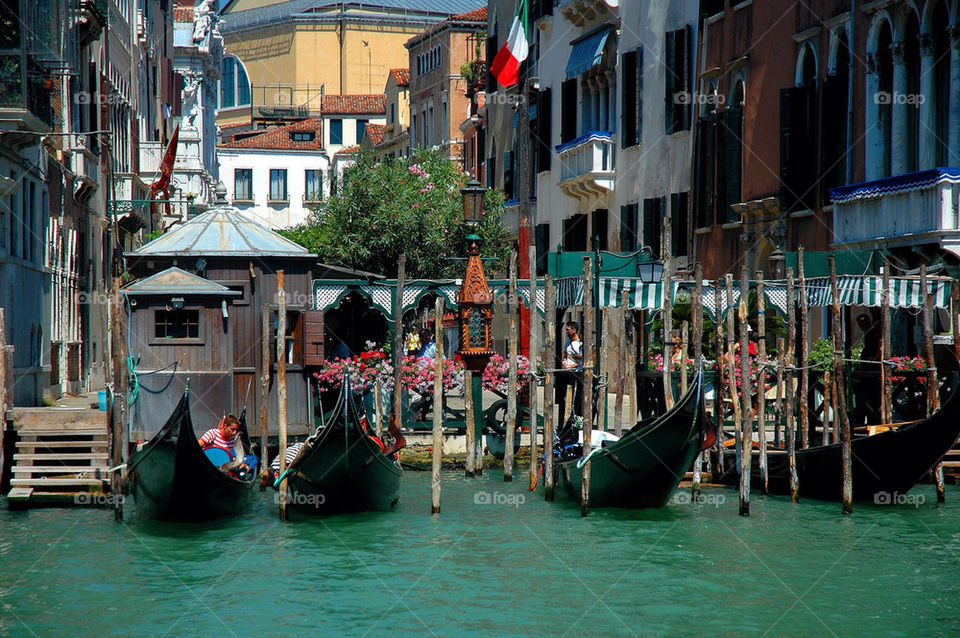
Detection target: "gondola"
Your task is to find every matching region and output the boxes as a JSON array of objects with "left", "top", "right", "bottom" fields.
[
  {"left": 760, "top": 383, "right": 960, "bottom": 501},
  {"left": 276, "top": 385, "right": 402, "bottom": 515},
  {"left": 127, "top": 390, "right": 256, "bottom": 520},
  {"left": 555, "top": 372, "right": 705, "bottom": 509}
]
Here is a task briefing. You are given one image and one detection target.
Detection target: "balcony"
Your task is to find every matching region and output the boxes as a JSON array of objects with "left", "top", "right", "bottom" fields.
[
  {"left": 0, "top": 54, "right": 54, "bottom": 136},
  {"left": 556, "top": 131, "right": 616, "bottom": 202},
  {"left": 557, "top": 0, "right": 616, "bottom": 26},
  {"left": 76, "top": 0, "right": 108, "bottom": 47},
  {"left": 830, "top": 168, "right": 960, "bottom": 255},
  {"left": 70, "top": 134, "right": 101, "bottom": 202}
]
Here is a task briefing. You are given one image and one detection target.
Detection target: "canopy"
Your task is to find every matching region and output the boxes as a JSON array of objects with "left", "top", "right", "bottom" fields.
[{"left": 565, "top": 27, "right": 611, "bottom": 79}]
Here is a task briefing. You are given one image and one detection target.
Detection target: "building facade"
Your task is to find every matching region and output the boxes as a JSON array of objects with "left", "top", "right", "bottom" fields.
[
  {"left": 217, "top": 0, "right": 485, "bottom": 128},
  {"left": 218, "top": 118, "right": 330, "bottom": 228},
  {"left": 406, "top": 7, "right": 486, "bottom": 164},
  {"left": 374, "top": 68, "right": 411, "bottom": 159}
]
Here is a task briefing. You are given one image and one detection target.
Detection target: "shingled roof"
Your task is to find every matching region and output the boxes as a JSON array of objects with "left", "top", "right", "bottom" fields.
[
  {"left": 320, "top": 94, "right": 386, "bottom": 115},
  {"left": 406, "top": 6, "right": 487, "bottom": 48},
  {"left": 218, "top": 118, "right": 324, "bottom": 150},
  {"left": 389, "top": 68, "right": 410, "bottom": 87},
  {"left": 363, "top": 123, "right": 385, "bottom": 146}
]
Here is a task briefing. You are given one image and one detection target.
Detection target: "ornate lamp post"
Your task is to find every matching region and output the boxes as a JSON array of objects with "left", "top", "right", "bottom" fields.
[
  {"left": 456, "top": 179, "right": 494, "bottom": 371},
  {"left": 457, "top": 179, "right": 494, "bottom": 474}
]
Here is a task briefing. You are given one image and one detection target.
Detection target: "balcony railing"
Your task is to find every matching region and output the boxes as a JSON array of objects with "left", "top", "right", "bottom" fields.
[
  {"left": 0, "top": 54, "right": 53, "bottom": 129},
  {"left": 830, "top": 168, "right": 960, "bottom": 250},
  {"left": 252, "top": 84, "right": 324, "bottom": 120},
  {"left": 556, "top": 130, "right": 615, "bottom": 201}
]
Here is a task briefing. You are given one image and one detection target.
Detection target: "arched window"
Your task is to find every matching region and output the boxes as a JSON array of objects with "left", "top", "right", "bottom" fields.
[
  {"left": 823, "top": 27, "right": 850, "bottom": 193},
  {"left": 876, "top": 19, "right": 894, "bottom": 177},
  {"left": 903, "top": 11, "right": 921, "bottom": 172},
  {"left": 218, "top": 55, "right": 251, "bottom": 110},
  {"left": 796, "top": 41, "right": 818, "bottom": 87},
  {"left": 929, "top": 0, "right": 951, "bottom": 166}
]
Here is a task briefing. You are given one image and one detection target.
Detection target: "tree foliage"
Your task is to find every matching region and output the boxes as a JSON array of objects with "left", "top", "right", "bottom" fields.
[{"left": 279, "top": 150, "right": 510, "bottom": 278}]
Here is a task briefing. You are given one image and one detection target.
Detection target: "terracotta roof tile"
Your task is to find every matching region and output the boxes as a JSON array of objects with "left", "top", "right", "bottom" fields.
[
  {"left": 320, "top": 94, "right": 386, "bottom": 115},
  {"left": 389, "top": 68, "right": 410, "bottom": 87},
  {"left": 364, "top": 123, "right": 385, "bottom": 145},
  {"left": 406, "top": 6, "right": 487, "bottom": 47},
  {"left": 218, "top": 118, "right": 324, "bottom": 150},
  {"left": 173, "top": 5, "right": 194, "bottom": 21},
  {"left": 335, "top": 145, "right": 360, "bottom": 155}
]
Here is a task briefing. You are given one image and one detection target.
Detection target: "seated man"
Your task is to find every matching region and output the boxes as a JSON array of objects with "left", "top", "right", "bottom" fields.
[
  {"left": 199, "top": 415, "right": 254, "bottom": 476},
  {"left": 258, "top": 441, "right": 306, "bottom": 488}
]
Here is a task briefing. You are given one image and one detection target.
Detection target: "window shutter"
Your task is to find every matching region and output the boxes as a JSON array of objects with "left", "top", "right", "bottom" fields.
[
  {"left": 592, "top": 209, "right": 609, "bottom": 251},
  {"left": 820, "top": 71, "right": 848, "bottom": 202},
  {"left": 561, "top": 79, "right": 577, "bottom": 143},
  {"left": 537, "top": 88, "right": 552, "bottom": 172},
  {"left": 621, "top": 50, "right": 637, "bottom": 147},
  {"left": 671, "top": 192, "right": 689, "bottom": 256},
  {"left": 664, "top": 30, "right": 676, "bottom": 134},
  {"left": 637, "top": 47, "right": 644, "bottom": 144},
  {"left": 779, "top": 87, "right": 805, "bottom": 211},
  {"left": 722, "top": 106, "right": 743, "bottom": 221},
  {"left": 680, "top": 25, "right": 692, "bottom": 131}
]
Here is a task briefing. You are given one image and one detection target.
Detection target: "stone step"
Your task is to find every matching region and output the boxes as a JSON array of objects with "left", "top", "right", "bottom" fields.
[
  {"left": 13, "top": 408, "right": 105, "bottom": 430},
  {"left": 18, "top": 429, "right": 107, "bottom": 438},
  {"left": 14, "top": 453, "right": 109, "bottom": 462},
  {"left": 16, "top": 440, "right": 109, "bottom": 448},
  {"left": 10, "top": 478, "right": 108, "bottom": 487},
  {"left": 13, "top": 466, "right": 108, "bottom": 474}
]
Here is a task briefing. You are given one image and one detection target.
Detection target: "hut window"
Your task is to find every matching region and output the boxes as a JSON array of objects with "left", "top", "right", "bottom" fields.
[{"left": 155, "top": 309, "right": 199, "bottom": 339}]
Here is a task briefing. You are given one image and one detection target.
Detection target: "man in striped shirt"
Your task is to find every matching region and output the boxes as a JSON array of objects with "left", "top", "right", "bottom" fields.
[{"left": 199, "top": 415, "right": 254, "bottom": 476}]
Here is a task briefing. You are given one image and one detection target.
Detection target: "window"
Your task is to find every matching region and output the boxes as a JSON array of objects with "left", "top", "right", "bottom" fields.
[
  {"left": 591, "top": 209, "right": 608, "bottom": 250},
  {"left": 503, "top": 148, "right": 515, "bottom": 200},
  {"left": 356, "top": 119, "right": 367, "bottom": 142},
  {"left": 305, "top": 169, "right": 323, "bottom": 201},
  {"left": 903, "top": 13, "right": 920, "bottom": 173},
  {"left": 620, "top": 203, "right": 638, "bottom": 251},
  {"left": 621, "top": 48, "right": 643, "bottom": 148},
  {"left": 535, "top": 223, "right": 550, "bottom": 275},
  {"left": 536, "top": 88, "right": 552, "bottom": 173},
  {"left": 155, "top": 309, "right": 199, "bottom": 339},
  {"left": 486, "top": 21, "right": 498, "bottom": 92},
  {"left": 487, "top": 138, "right": 497, "bottom": 188},
  {"left": 665, "top": 26, "right": 692, "bottom": 134},
  {"left": 780, "top": 84, "right": 816, "bottom": 212},
  {"left": 670, "top": 192, "right": 689, "bottom": 257},
  {"left": 269, "top": 169, "right": 288, "bottom": 201},
  {"left": 562, "top": 214, "right": 588, "bottom": 251},
  {"left": 330, "top": 119, "right": 343, "bottom": 145},
  {"left": 290, "top": 131, "right": 315, "bottom": 142},
  {"left": 642, "top": 197, "right": 664, "bottom": 258},
  {"left": 693, "top": 113, "right": 717, "bottom": 228},
  {"left": 219, "top": 56, "right": 250, "bottom": 109},
  {"left": 821, "top": 30, "right": 849, "bottom": 200},
  {"left": 234, "top": 168, "right": 252, "bottom": 201},
  {"left": 390, "top": 103, "right": 395, "bottom": 124},
  {"left": 560, "top": 79, "right": 577, "bottom": 143}
]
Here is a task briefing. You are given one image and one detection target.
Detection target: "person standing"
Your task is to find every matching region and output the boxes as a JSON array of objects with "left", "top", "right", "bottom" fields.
[{"left": 556, "top": 321, "right": 584, "bottom": 436}]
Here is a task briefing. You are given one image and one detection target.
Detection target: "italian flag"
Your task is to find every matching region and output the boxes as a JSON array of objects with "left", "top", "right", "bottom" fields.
[{"left": 490, "top": 0, "right": 529, "bottom": 88}]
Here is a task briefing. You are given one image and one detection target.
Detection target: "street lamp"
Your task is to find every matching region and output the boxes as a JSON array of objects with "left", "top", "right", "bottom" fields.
[
  {"left": 456, "top": 179, "right": 495, "bottom": 372},
  {"left": 636, "top": 258, "right": 664, "bottom": 283}
]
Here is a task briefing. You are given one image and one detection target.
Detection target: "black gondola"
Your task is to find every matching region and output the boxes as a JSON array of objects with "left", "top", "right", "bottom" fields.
[
  {"left": 276, "top": 387, "right": 402, "bottom": 515},
  {"left": 127, "top": 390, "right": 256, "bottom": 520},
  {"left": 761, "top": 384, "right": 960, "bottom": 501},
  {"left": 555, "top": 372, "right": 705, "bottom": 509}
]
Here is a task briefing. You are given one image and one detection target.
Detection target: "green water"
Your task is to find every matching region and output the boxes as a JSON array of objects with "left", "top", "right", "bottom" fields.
[{"left": 1, "top": 472, "right": 959, "bottom": 637}]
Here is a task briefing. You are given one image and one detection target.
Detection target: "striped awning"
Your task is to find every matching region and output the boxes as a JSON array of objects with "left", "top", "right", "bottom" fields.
[
  {"left": 556, "top": 277, "right": 669, "bottom": 310},
  {"left": 860, "top": 276, "right": 951, "bottom": 308}
]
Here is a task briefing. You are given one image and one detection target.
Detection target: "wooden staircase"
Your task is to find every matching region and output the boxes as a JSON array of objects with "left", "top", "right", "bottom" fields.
[{"left": 6, "top": 407, "right": 111, "bottom": 508}]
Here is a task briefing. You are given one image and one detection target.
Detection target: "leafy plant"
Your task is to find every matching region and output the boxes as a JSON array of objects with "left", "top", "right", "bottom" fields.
[
  {"left": 808, "top": 338, "right": 835, "bottom": 372},
  {"left": 279, "top": 150, "right": 509, "bottom": 278}
]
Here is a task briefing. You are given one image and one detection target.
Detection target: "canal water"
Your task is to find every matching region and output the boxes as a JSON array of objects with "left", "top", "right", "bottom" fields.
[{"left": 1, "top": 471, "right": 959, "bottom": 636}]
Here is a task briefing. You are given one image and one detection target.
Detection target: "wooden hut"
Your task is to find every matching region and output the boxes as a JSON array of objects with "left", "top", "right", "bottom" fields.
[{"left": 123, "top": 202, "right": 319, "bottom": 438}]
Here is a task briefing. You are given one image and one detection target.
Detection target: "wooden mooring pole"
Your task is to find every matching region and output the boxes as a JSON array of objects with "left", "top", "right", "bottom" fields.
[
  {"left": 544, "top": 276, "right": 556, "bottom": 500},
  {"left": 393, "top": 256, "right": 406, "bottom": 432},
  {"left": 505, "top": 250, "right": 517, "bottom": 482},
  {"left": 464, "top": 368, "right": 476, "bottom": 477},
  {"left": 725, "top": 274, "right": 741, "bottom": 472},
  {"left": 756, "top": 271, "right": 768, "bottom": 495},
  {"left": 714, "top": 278, "right": 724, "bottom": 472},
  {"left": 528, "top": 245, "right": 540, "bottom": 492},
  {"left": 109, "top": 280, "right": 125, "bottom": 521},
  {"left": 921, "top": 266, "right": 944, "bottom": 503},
  {"left": 738, "top": 266, "right": 751, "bottom": 516},
  {"left": 260, "top": 303, "right": 270, "bottom": 477},
  {"left": 786, "top": 268, "right": 799, "bottom": 502},
  {"left": 822, "top": 371, "right": 832, "bottom": 446},
  {"left": 691, "top": 265, "right": 704, "bottom": 497},
  {"left": 614, "top": 290, "right": 628, "bottom": 438},
  {"left": 828, "top": 256, "right": 853, "bottom": 515},
  {"left": 662, "top": 256, "right": 674, "bottom": 410},
  {"left": 431, "top": 298, "right": 444, "bottom": 514},
  {"left": 277, "top": 270, "right": 288, "bottom": 521},
  {"left": 581, "top": 256, "right": 594, "bottom": 516},
  {"left": 798, "top": 247, "right": 810, "bottom": 450},
  {"left": 680, "top": 321, "right": 689, "bottom": 394},
  {"left": 774, "top": 337, "right": 784, "bottom": 449},
  {"left": 881, "top": 267, "right": 893, "bottom": 425}
]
